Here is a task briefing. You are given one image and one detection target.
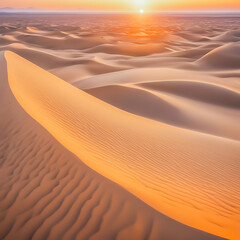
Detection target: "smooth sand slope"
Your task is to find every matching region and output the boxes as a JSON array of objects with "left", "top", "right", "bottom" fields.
[
  {"left": 1, "top": 52, "right": 224, "bottom": 240},
  {"left": 4, "top": 51, "right": 240, "bottom": 239}
]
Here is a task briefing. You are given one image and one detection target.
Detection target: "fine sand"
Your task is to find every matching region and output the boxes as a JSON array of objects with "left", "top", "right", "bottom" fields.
[{"left": 0, "top": 14, "right": 240, "bottom": 240}]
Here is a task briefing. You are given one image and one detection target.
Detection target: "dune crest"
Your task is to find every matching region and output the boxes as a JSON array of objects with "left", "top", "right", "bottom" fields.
[
  {"left": 197, "top": 42, "right": 240, "bottom": 69},
  {"left": 5, "top": 51, "right": 240, "bottom": 239}
]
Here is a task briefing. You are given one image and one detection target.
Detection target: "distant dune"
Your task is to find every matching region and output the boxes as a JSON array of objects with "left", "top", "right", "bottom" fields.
[{"left": 0, "top": 14, "right": 240, "bottom": 240}]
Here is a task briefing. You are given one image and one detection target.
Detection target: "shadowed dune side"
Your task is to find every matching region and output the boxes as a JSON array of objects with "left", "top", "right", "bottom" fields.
[
  {"left": 50, "top": 60, "right": 129, "bottom": 84},
  {"left": 0, "top": 35, "right": 18, "bottom": 46},
  {"left": 197, "top": 42, "right": 240, "bottom": 69},
  {"left": 213, "top": 30, "right": 240, "bottom": 42},
  {"left": 0, "top": 26, "right": 18, "bottom": 34},
  {"left": 4, "top": 51, "right": 240, "bottom": 239},
  {"left": 86, "top": 85, "right": 183, "bottom": 123},
  {"left": 165, "top": 43, "right": 221, "bottom": 59},
  {"left": 0, "top": 44, "right": 130, "bottom": 82},
  {"left": 175, "top": 32, "right": 210, "bottom": 42},
  {"left": 86, "top": 84, "right": 240, "bottom": 141},
  {"left": 138, "top": 80, "right": 240, "bottom": 109},
  {"left": 73, "top": 67, "right": 219, "bottom": 89},
  {"left": 16, "top": 34, "right": 105, "bottom": 50},
  {"left": 0, "top": 44, "right": 74, "bottom": 70},
  {"left": 84, "top": 43, "right": 170, "bottom": 56},
  {"left": 0, "top": 52, "right": 224, "bottom": 240}
]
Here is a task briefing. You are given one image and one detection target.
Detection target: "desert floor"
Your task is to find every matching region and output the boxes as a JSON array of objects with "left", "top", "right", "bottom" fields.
[{"left": 0, "top": 14, "right": 240, "bottom": 240}]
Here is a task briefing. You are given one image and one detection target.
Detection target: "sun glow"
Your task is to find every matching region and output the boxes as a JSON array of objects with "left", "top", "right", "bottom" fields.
[
  {"left": 134, "top": 0, "right": 147, "bottom": 12},
  {"left": 1, "top": 0, "right": 240, "bottom": 11}
]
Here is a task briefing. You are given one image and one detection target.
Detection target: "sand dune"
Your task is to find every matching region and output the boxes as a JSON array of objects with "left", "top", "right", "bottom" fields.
[
  {"left": 74, "top": 67, "right": 219, "bottom": 89},
  {"left": 0, "top": 44, "right": 128, "bottom": 81},
  {"left": 0, "top": 52, "right": 223, "bottom": 240},
  {"left": 213, "top": 30, "right": 240, "bottom": 42},
  {"left": 15, "top": 34, "right": 105, "bottom": 50},
  {"left": 139, "top": 80, "right": 240, "bottom": 108},
  {"left": 0, "top": 25, "right": 17, "bottom": 33},
  {"left": 4, "top": 51, "right": 240, "bottom": 239},
  {"left": 84, "top": 43, "right": 169, "bottom": 56},
  {"left": 197, "top": 42, "right": 240, "bottom": 69},
  {"left": 1, "top": 14, "right": 240, "bottom": 240},
  {"left": 86, "top": 84, "right": 240, "bottom": 141}
]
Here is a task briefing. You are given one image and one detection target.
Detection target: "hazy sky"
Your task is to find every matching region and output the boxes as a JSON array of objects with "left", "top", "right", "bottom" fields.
[{"left": 1, "top": 0, "right": 240, "bottom": 11}]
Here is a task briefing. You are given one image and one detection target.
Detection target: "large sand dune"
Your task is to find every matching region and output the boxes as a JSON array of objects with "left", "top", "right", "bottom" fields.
[
  {"left": 1, "top": 52, "right": 223, "bottom": 240},
  {"left": 0, "top": 14, "right": 240, "bottom": 240}
]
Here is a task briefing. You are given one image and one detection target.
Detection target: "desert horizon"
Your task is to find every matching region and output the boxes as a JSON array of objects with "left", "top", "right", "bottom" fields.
[{"left": 0, "top": 6, "right": 240, "bottom": 240}]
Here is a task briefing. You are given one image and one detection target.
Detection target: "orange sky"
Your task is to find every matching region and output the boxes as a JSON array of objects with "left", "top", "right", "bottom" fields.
[{"left": 1, "top": 0, "right": 240, "bottom": 11}]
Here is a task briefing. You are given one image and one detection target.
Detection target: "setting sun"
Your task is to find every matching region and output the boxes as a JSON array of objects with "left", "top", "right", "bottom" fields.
[{"left": 139, "top": 9, "right": 144, "bottom": 14}]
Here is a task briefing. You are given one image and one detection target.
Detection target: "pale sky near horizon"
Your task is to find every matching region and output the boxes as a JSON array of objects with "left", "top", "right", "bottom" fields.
[{"left": 1, "top": 0, "right": 240, "bottom": 11}]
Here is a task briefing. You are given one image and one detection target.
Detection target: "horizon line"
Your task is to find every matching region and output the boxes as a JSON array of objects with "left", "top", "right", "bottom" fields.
[{"left": 1, "top": 8, "right": 240, "bottom": 15}]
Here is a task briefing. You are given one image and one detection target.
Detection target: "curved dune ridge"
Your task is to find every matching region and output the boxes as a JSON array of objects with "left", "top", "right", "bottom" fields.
[
  {"left": 138, "top": 80, "right": 240, "bottom": 108},
  {"left": 86, "top": 83, "right": 240, "bottom": 141},
  {"left": 4, "top": 51, "right": 240, "bottom": 239},
  {"left": 1, "top": 52, "right": 225, "bottom": 240},
  {"left": 197, "top": 42, "right": 240, "bottom": 69}
]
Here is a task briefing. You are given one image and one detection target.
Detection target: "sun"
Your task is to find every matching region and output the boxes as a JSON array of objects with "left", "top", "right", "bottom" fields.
[{"left": 139, "top": 9, "right": 144, "bottom": 14}]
